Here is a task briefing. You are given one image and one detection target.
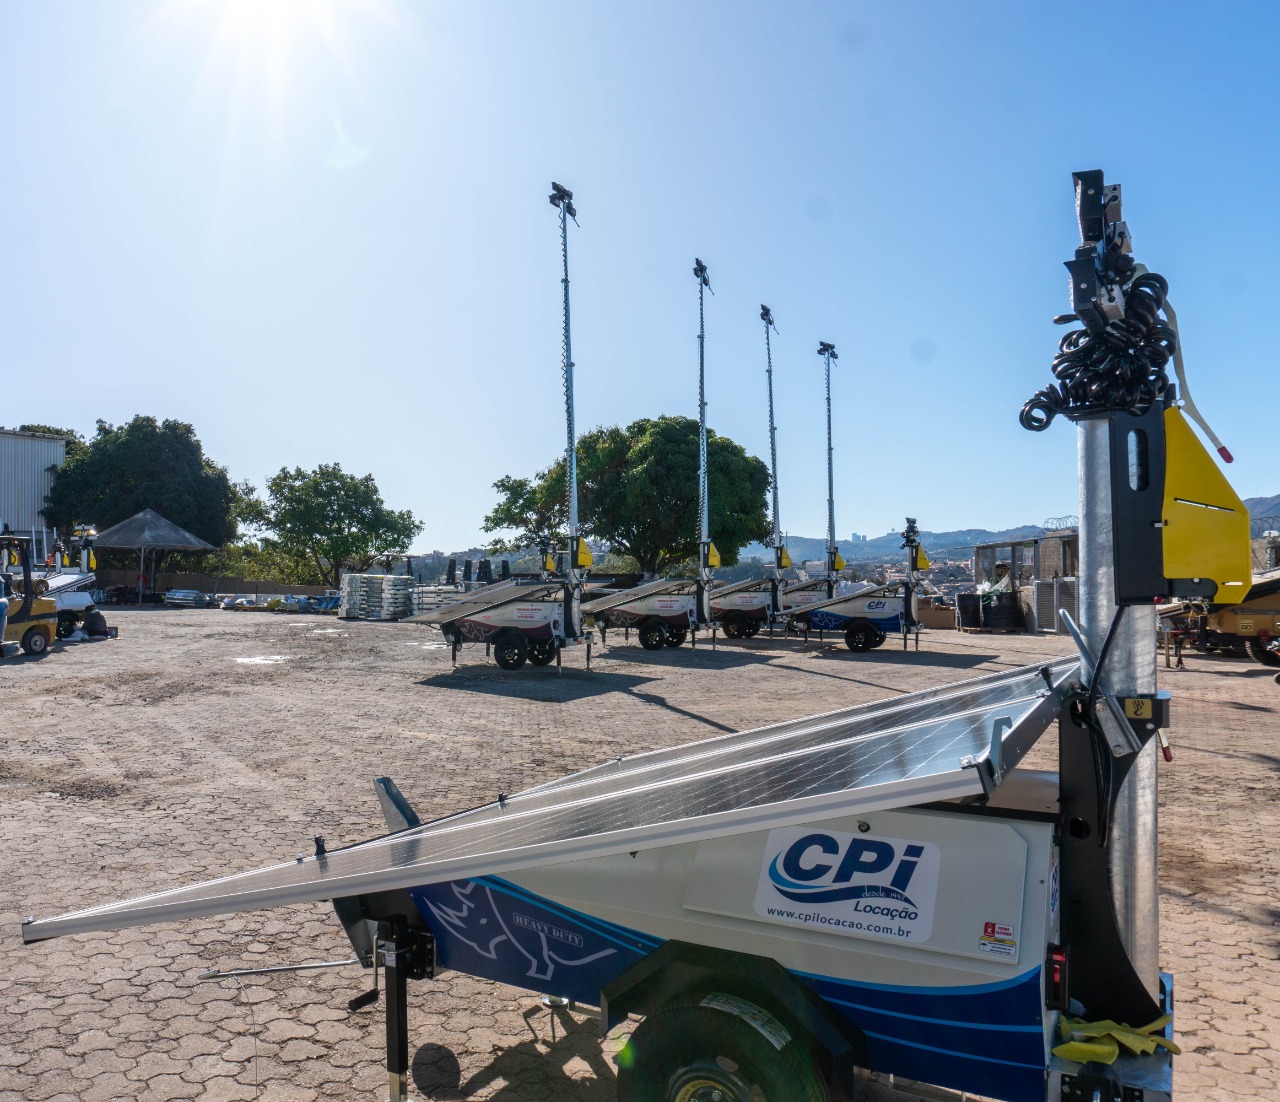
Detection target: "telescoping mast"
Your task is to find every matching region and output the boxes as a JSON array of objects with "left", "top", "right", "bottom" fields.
[
  {"left": 581, "top": 258, "right": 720, "bottom": 650},
  {"left": 407, "top": 182, "right": 592, "bottom": 671}
]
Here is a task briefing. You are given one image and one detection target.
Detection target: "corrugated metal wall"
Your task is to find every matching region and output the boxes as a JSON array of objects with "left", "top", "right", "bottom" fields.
[{"left": 0, "top": 429, "right": 68, "bottom": 534}]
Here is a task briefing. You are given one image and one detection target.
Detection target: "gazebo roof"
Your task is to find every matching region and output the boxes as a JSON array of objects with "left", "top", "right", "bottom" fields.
[{"left": 93, "top": 509, "right": 216, "bottom": 552}]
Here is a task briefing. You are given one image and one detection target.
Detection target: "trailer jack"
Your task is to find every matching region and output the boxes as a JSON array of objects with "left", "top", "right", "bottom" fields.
[{"left": 376, "top": 918, "right": 434, "bottom": 1102}]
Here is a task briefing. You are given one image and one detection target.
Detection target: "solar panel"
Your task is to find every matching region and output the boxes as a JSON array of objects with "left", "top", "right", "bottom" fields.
[
  {"left": 709, "top": 577, "right": 772, "bottom": 598},
  {"left": 21, "top": 658, "right": 1076, "bottom": 943},
  {"left": 785, "top": 582, "right": 901, "bottom": 617},
  {"left": 405, "top": 581, "right": 561, "bottom": 625},
  {"left": 581, "top": 577, "right": 699, "bottom": 614}
]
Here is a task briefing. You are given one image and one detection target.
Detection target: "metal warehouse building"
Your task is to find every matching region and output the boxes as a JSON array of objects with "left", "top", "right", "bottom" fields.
[{"left": 0, "top": 427, "right": 68, "bottom": 559}]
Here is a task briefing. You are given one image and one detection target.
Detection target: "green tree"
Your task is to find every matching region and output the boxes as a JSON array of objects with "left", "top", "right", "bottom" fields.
[
  {"left": 19, "top": 424, "right": 89, "bottom": 463},
  {"left": 43, "top": 416, "right": 240, "bottom": 545},
  {"left": 265, "top": 463, "right": 422, "bottom": 587},
  {"left": 484, "top": 416, "right": 770, "bottom": 576}
]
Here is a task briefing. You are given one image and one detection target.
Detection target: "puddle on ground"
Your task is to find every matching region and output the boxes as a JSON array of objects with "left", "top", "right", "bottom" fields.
[{"left": 235, "top": 655, "right": 295, "bottom": 665}]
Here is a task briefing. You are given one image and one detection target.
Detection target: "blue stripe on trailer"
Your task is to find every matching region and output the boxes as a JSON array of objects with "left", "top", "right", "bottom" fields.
[
  {"left": 804, "top": 609, "right": 904, "bottom": 632},
  {"left": 861, "top": 1029, "right": 1046, "bottom": 1102},
  {"left": 478, "top": 875, "right": 665, "bottom": 950},
  {"left": 413, "top": 878, "right": 1047, "bottom": 1100},
  {"left": 409, "top": 878, "right": 659, "bottom": 1005}
]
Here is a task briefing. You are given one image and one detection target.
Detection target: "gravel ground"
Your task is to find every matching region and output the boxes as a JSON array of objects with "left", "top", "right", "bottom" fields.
[{"left": 0, "top": 609, "right": 1276, "bottom": 1101}]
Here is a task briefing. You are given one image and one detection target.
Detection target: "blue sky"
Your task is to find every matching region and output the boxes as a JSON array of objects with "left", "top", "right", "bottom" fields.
[{"left": 4, "top": 2, "right": 1277, "bottom": 552}]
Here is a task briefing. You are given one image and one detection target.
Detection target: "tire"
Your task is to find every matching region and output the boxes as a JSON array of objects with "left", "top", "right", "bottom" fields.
[
  {"left": 638, "top": 621, "right": 667, "bottom": 650},
  {"left": 56, "top": 612, "right": 79, "bottom": 639},
  {"left": 868, "top": 629, "right": 887, "bottom": 649},
  {"left": 527, "top": 639, "right": 557, "bottom": 666},
  {"left": 21, "top": 628, "right": 50, "bottom": 656},
  {"left": 616, "top": 995, "right": 828, "bottom": 1102},
  {"left": 1248, "top": 639, "right": 1280, "bottom": 668},
  {"left": 844, "top": 621, "right": 877, "bottom": 653},
  {"left": 664, "top": 626, "right": 688, "bottom": 647},
  {"left": 721, "top": 615, "right": 746, "bottom": 639},
  {"left": 742, "top": 620, "right": 761, "bottom": 638},
  {"left": 492, "top": 631, "right": 528, "bottom": 670}
]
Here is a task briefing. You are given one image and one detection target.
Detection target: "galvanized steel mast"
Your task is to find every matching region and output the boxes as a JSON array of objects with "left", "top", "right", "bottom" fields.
[
  {"left": 818, "top": 341, "right": 838, "bottom": 597},
  {"left": 549, "top": 182, "right": 583, "bottom": 640},
  {"left": 694, "top": 259, "right": 712, "bottom": 557},
  {"left": 761, "top": 306, "right": 781, "bottom": 557},
  {"left": 549, "top": 183, "right": 578, "bottom": 546}
]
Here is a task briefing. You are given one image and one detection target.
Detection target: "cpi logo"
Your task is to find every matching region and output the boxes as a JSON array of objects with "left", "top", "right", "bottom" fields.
[
  {"left": 768, "top": 832, "right": 926, "bottom": 906},
  {"left": 754, "top": 826, "right": 942, "bottom": 943}
]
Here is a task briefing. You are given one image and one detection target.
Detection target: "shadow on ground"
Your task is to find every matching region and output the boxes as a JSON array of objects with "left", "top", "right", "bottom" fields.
[
  {"left": 418, "top": 667, "right": 659, "bottom": 703},
  {"left": 413, "top": 1006, "right": 616, "bottom": 1099},
  {"left": 592, "top": 644, "right": 773, "bottom": 671}
]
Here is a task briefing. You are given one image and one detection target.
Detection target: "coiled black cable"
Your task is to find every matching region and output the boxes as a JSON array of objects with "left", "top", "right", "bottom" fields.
[{"left": 1020, "top": 272, "right": 1176, "bottom": 431}]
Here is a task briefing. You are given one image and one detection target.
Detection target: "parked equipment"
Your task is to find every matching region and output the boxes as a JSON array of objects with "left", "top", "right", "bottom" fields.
[
  {"left": 407, "top": 183, "right": 592, "bottom": 672},
  {"left": 584, "top": 259, "right": 724, "bottom": 652},
  {"left": 0, "top": 528, "right": 58, "bottom": 656},
  {"left": 707, "top": 307, "right": 842, "bottom": 639},
  {"left": 786, "top": 520, "right": 927, "bottom": 652},
  {"left": 1183, "top": 570, "right": 1280, "bottom": 666},
  {"left": 21, "top": 170, "right": 1249, "bottom": 1102},
  {"left": 583, "top": 576, "right": 704, "bottom": 649}
]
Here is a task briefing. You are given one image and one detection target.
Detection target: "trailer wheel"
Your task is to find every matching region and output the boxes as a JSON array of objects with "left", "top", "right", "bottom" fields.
[
  {"left": 664, "top": 626, "right": 688, "bottom": 647},
  {"left": 56, "top": 612, "right": 79, "bottom": 639},
  {"left": 868, "top": 628, "right": 886, "bottom": 649},
  {"left": 721, "top": 615, "right": 746, "bottom": 639},
  {"left": 638, "top": 621, "right": 667, "bottom": 650},
  {"left": 742, "top": 620, "right": 761, "bottom": 638},
  {"left": 492, "top": 631, "right": 528, "bottom": 670},
  {"left": 21, "top": 628, "right": 50, "bottom": 656},
  {"left": 844, "top": 621, "right": 876, "bottom": 653},
  {"left": 616, "top": 995, "right": 828, "bottom": 1102},
  {"left": 527, "top": 640, "right": 557, "bottom": 666},
  {"left": 1248, "top": 639, "right": 1280, "bottom": 667}
]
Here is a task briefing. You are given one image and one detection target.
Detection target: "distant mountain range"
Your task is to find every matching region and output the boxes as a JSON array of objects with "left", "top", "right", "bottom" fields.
[
  {"left": 743, "top": 525, "right": 1048, "bottom": 564},
  {"left": 743, "top": 494, "right": 1280, "bottom": 563},
  {"left": 1245, "top": 494, "right": 1280, "bottom": 520}
]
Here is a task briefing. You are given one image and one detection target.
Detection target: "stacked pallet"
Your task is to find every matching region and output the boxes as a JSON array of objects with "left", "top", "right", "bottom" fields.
[
  {"left": 409, "top": 585, "right": 464, "bottom": 617},
  {"left": 339, "top": 574, "right": 414, "bottom": 620}
]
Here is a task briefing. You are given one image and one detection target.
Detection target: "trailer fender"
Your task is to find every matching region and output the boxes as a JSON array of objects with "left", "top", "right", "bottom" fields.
[{"left": 600, "top": 940, "right": 868, "bottom": 1097}]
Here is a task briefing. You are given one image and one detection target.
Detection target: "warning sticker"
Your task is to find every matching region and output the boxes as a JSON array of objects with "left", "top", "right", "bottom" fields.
[{"left": 978, "top": 921, "right": 1018, "bottom": 959}]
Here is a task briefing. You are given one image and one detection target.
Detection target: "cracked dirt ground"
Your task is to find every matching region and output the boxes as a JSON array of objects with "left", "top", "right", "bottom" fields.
[{"left": 1, "top": 610, "right": 1276, "bottom": 1101}]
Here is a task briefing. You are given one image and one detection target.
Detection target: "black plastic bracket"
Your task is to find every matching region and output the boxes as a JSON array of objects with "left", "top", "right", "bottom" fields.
[
  {"left": 1108, "top": 403, "right": 1168, "bottom": 605},
  {"left": 1058, "top": 714, "right": 1163, "bottom": 1025}
]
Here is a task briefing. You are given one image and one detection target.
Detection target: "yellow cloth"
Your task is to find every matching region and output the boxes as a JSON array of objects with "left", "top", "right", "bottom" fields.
[{"left": 1051, "top": 1014, "right": 1179, "bottom": 1066}]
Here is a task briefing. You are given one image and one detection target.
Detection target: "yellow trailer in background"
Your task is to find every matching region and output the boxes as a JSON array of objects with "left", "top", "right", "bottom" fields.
[
  {"left": 0, "top": 530, "right": 58, "bottom": 657},
  {"left": 1187, "top": 570, "right": 1280, "bottom": 667}
]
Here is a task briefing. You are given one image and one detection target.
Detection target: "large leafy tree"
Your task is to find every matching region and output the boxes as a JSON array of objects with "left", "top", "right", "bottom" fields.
[
  {"left": 266, "top": 463, "right": 422, "bottom": 587},
  {"left": 43, "top": 416, "right": 240, "bottom": 545},
  {"left": 484, "top": 415, "right": 770, "bottom": 575},
  {"left": 19, "top": 424, "right": 89, "bottom": 463}
]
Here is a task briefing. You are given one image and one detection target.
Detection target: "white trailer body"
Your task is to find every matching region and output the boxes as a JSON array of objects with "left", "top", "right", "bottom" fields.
[
  {"left": 416, "top": 771, "right": 1061, "bottom": 1101},
  {"left": 599, "top": 592, "right": 697, "bottom": 629},
  {"left": 22, "top": 658, "right": 1171, "bottom": 1102},
  {"left": 792, "top": 587, "right": 914, "bottom": 636}
]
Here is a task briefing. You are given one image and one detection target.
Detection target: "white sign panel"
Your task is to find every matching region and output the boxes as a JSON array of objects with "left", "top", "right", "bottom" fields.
[{"left": 753, "top": 826, "right": 941, "bottom": 944}]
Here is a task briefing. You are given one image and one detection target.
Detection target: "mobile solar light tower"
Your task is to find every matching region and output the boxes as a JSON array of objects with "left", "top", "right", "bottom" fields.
[
  {"left": 693, "top": 257, "right": 718, "bottom": 625},
  {"left": 817, "top": 340, "right": 844, "bottom": 598},
  {"left": 549, "top": 181, "right": 590, "bottom": 641},
  {"left": 762, "top": 305, "right": 787, "bottom": 605},
  {"left": 24, "top": 172, "right": 1255, "bottom": 1102}
]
